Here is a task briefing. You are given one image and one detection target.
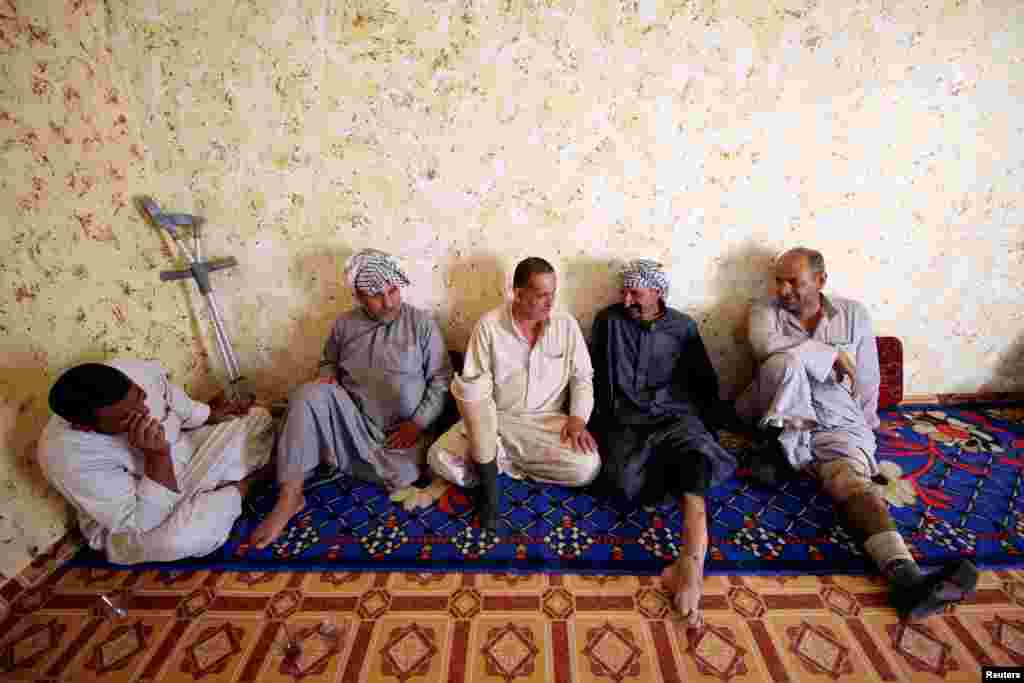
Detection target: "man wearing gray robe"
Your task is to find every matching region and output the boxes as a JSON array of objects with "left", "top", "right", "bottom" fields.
[
  {"left": 250, "top": 249, "right": 453, "bottom": 548},
  {"left": 590, "top": 259, "right": 736, "bottom": 628},
  {"left": 736, "top": 247, "right": 977, "bottom": 620}
]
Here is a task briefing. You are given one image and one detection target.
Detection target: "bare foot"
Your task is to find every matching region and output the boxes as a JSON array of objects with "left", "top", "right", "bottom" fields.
[
  {"left": 250, "top": 491, "right": 306, "bottom": 549},
  {"left": 661, "top": 553, "right": 705, "bottom": 628}
]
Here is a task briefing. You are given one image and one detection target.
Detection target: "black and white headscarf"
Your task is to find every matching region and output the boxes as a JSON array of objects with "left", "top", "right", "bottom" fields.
[
  {"left": 620, "top": 259, "right": 670, "bottom": 296},
  {"left": 343, "top": 248, "right": 410, "bottom": 296}
]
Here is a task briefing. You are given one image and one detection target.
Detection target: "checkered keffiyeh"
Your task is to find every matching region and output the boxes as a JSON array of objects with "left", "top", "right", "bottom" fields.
[
  {"left": 343, "top": 249, "right": 410, "bottom": 295},
  {"left": 620, "top": 259, "right": 670, "bottom": 296}
]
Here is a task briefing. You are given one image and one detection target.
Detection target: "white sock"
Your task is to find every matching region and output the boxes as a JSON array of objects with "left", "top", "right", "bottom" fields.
[{"left": 864, "top": 530, "right": 914, "bottom": 574}]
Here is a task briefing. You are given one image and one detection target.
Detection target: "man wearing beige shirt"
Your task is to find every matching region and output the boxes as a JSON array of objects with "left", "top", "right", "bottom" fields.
[
  {"left": 428, "top": 257, "right": 601, "bottom": 531},
  {"left": 736, "top": 247, "right": 977, "bottom": 620}
]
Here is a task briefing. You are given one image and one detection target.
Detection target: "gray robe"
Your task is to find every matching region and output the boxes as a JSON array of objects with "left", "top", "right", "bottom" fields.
[
  {"left": 735, "top": 295, "right": 880, "bottom": 475},
  {"left": 278, "top": 303, "right": 453, "bottom": 489}
]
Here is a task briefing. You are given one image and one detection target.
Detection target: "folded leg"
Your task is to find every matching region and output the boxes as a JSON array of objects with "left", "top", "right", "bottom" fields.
[{"left": 500, "top": 413, "right": 601, "bottom": 488}]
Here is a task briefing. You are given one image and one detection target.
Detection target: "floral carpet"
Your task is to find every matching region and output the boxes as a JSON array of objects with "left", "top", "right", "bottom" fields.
[{"left": 69, "top": 403, "right": 1024, "bottom": 576}]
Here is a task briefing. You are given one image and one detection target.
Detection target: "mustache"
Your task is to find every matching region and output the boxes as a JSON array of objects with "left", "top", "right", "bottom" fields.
[{"left": 627, "top": 304, "right": 642, "bottom": 313}]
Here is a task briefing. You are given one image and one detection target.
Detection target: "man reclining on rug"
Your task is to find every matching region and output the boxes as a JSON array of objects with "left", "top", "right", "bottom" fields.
[
  {"left": 250, "top": 248, "right": 453, "bottom": 548},
  {"left": 736, "top": 247, "right": 978, "bottom": 620},
  {"left": 39, "top": 360, "right": 273, "bottom": 565},
  {"left": 588, "top": 259, "right": 738, "bottom": 627},
  {"left": 428, "top": 257, "right": 601, "bottom": 531}
]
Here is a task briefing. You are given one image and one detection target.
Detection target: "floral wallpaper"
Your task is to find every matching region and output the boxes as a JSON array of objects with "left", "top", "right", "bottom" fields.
[{"left": 0, "top": 0, "right": 1021, "bottom": 576}]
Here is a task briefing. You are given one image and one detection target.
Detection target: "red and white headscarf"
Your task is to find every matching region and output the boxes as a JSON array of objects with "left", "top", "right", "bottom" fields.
[{"left": 343, "top": 249, "right": 410, "bottom": 296}]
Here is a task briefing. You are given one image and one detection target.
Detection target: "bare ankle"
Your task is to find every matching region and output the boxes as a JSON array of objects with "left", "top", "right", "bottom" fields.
[{"left": 278, "top": 482, "right": 304, "bottom": 503}]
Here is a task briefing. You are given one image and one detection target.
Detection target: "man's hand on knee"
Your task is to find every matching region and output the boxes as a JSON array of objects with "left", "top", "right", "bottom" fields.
[{"left": 561, "top": 416, "right": 598, "bottom": 453}]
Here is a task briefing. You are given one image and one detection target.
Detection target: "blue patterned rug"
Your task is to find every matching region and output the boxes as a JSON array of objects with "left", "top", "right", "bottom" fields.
[{"left": 69, "top": 403, "right": 1024, "bottom": 575}]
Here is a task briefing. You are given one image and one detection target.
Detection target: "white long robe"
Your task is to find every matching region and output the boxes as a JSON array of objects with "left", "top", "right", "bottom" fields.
[
  {"left": 37, "top": 359, "right": 274, "bottom": 564},
  {"left": 428, "top": 306, "right": 600, "bottom": 487}
]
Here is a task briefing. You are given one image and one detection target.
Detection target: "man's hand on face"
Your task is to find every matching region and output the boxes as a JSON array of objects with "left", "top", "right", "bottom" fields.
[
  {"left": 386, "top": 420, "right": 423, "bottom": 450},
  {"left": 126, "top": 412, "right": 169, "bottom": 454},
  {"left": 561, "top": 416, "right": 598, "bottom": 453},
  {"left": 833, "top": 349, "right": 859, "bottom": 397}
]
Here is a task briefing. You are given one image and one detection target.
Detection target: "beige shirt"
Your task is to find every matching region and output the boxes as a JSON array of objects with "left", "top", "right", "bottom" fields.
[{"left": 463, "top": 306, "right": 595, "bottom": 420}]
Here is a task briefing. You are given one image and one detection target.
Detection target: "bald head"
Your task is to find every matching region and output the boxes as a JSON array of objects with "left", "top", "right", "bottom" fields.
[
  {"left": 775, "top": 247, "right": 827, "bottom": 317},
  {"left": 779, "top": 247, "right": 825, "bottom": 274}
]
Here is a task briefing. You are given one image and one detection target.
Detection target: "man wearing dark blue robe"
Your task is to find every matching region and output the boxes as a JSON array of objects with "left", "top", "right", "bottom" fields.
[{"left": 589, "top": 259, "right": 736, "bottom": 627}]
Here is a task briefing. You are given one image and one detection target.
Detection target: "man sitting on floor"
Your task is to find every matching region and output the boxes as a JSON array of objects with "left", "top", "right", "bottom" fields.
[
  {"left": 38, "top": 360, "right": 272, "bottom": 565},
  {"left": 428, "top": 257, "right": 601, "bottom": 531},
  {"left": 250, "top": 248, "right": 453, "bottom": 548},
  {"left": 736, "top": 247, "right": 978, "bottom": 620},
  {"left": 589, "top": 259, "right": 737, "bottom": 627}
]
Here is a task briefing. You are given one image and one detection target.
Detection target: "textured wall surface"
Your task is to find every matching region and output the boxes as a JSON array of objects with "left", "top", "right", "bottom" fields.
[{"left": 0, "top": 0, "right": 1022, "bottom": 576}]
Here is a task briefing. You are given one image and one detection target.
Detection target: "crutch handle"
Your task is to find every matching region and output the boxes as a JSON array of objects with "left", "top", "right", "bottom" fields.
[
  {"left": 159, "top": 269, "right": 193, "bottom": 282},
  {"left": 207, "top": 257, "right": 238, "bottom": 272},
  {"left": 160, "top": 258, "right": 239, "bottom": 293},
  {"left": 194, "top": 258, "right": 237, "bottom": 293}
]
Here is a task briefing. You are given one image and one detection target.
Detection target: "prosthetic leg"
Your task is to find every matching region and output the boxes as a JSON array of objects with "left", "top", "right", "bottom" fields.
[
  {"left": 743, "top": 426, "right": 787, "bottom": 487},
  {"left": 451, "top": 373, "right": 501, "bottom": 531},
  {"left": 822, "top": 461, "right": 978, "bottom": 621}
]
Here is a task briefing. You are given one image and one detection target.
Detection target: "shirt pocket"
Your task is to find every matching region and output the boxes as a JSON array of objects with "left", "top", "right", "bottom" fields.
[
  {"left": 527, "top": 344, "right": 568, "bottom": 397},
  {"left": 535, "top": 326, "right": 568, "bottom": 362},
  {"left": 823, "top": 317, "right": 855, "bottom": 351},
  {"left": 536, "top": 347, "right": 566, "bottom": 375}
]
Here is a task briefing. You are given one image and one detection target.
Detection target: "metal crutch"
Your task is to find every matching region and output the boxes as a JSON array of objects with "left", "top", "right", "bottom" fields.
[{"left": 138, "top": 196, "right": 253, "bottom": 403}]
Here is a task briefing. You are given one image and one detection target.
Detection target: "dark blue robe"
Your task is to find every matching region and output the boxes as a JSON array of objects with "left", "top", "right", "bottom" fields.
[{"left": 589, "top": 303, "right": 737, "bottom": 501}]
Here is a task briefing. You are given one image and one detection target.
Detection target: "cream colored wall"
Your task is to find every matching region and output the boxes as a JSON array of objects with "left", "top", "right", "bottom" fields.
[{"left": 0, "top": 0, "right": 1021, "bottom": 577}]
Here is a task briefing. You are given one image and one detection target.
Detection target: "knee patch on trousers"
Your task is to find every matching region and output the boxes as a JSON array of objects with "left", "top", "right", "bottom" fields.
[{"left": 817, "top": 459, "right": 874, "bottom": 503}]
